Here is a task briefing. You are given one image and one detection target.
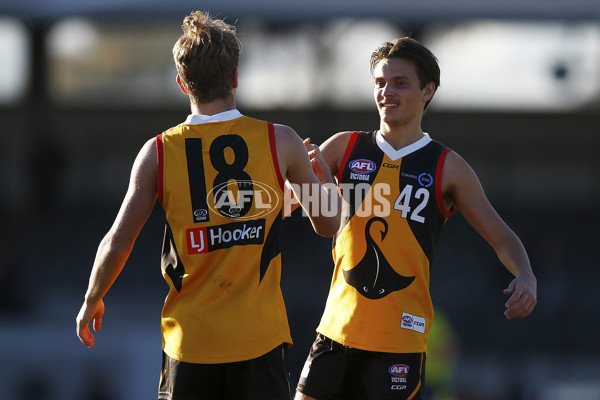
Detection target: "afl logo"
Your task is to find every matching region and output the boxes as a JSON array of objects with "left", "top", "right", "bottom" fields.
[
  {"left": 402, "top": 315, "right": 413, "bottom": 324},
  {"left": 389, "top": 364, "right": 409, "bottom": 377},
  {"left": 207, "top": 179, "right": 281, "bottom": 220},
  {"left": 349, "top": 159, "right": 376, "bottom": 174}
]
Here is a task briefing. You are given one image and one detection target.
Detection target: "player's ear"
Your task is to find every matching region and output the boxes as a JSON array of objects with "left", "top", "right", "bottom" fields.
[
  {"left": 176, "top": 74, "right": 188, "bottom": 95},
  {"left": 422, "top": 82, "right": 435, "bottom": 102}
]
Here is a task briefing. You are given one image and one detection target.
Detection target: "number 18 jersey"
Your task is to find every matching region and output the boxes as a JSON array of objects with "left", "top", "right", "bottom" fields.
[
  {"left": 317, "top": 130, "right": 454, "bottom": 353},
  {"left": 156, "top": 111, "right": 291, "bottom": 364}
]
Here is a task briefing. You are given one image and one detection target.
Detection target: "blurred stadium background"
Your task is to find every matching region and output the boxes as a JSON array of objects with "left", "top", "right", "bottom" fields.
[{"left": 1, "top": 0, "right": 599, "bottom": 399}]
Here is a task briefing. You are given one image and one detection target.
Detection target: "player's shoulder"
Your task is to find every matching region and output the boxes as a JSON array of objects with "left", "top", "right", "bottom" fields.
[
  {"left": 271, "top": 123, "right": 297, "bottom": 136},
  {"left": 322, "top": 130, "right": 356, "bottom": 152},
  {"left": 317, "top": 131, "right": 359, "bottom": 175},
  {"left": 271, "top": 123, "right": 302, "bottom": 147},
  {"left": 328, "top": 130, "right": 357, "bottom": 142},
  {"left": 271, "top": 123, "right": 303, "bottom": 150},
  {"left": 142, "top": 136, "right": 158, "bottom": 158},
  {"left": 269, "top": 124, "right": 308, "bottom": 170},
  {"left": 442, "top": 148, "right": 467, "bottom": 169},
  {"left": 440, "top": 148, "right": 479, "bottom": 189}
]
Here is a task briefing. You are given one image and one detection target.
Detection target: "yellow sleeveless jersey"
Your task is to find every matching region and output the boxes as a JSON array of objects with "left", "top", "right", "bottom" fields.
[
  {"left": 317, "top": 131, "right": 454, "bottom": 353},
  {"left": 156, "top": 111, "right": 291, "bottom": 363}
]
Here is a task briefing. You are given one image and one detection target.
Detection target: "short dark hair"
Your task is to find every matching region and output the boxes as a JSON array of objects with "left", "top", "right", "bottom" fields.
[
  {"left": 173, "top": 11, "right": 242, "bottom": 104},
  {"left": 370, "top": 37, "right": 440, "bottom": 109}
]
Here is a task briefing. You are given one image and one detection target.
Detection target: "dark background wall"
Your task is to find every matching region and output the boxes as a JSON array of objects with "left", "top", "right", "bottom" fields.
[
  {"left": 0, "top": 1, "right": 599, "bottom": 397},
  {"left": 2, "top": 104, "right": 599, "bottom": 399}
]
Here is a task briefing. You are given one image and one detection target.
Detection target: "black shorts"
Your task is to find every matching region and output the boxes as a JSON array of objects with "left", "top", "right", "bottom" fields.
[
  {"left": 296, "top": 334, "right": 426, "bottom": 400},
  {"left": 158, "top": 344, "right": 290, "bottom": 400}
]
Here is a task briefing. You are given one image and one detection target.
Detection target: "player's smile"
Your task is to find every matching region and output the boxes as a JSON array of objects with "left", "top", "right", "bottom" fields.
[{"left": 372, "top": 58, "right": 428, "bottom": 128}]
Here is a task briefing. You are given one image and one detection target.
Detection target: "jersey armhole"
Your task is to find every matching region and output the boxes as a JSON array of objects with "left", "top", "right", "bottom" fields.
[
  {"left": 336, "top": 131, "right": 360, "bottom": 184},
  {"left": 436, "top": 148, "right": 455, "bottom": 218},
  {"left": 156, "top": 134, "right": 164, "bottom": 205},
  {"left": 268, "top": 123, "right": 285, "bottom": 191}
]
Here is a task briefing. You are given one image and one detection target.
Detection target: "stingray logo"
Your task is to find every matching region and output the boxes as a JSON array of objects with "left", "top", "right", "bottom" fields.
[
  {"left": 343, "top": 217, "right": 415, "bottom": 299},
  {"left": 389, "top": 364, "right": 409, "bottom": 377},
  {"left": 349, "top": 159, "right": 377, "bottom": 174}
]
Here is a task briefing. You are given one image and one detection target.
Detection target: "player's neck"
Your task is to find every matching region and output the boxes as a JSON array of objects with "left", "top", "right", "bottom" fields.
[
  {"left": 190, "top": 97, "right": 236, "bottom": 116},
  {"left": 379, "top": 123, "right": 425, "bottom": 150}
]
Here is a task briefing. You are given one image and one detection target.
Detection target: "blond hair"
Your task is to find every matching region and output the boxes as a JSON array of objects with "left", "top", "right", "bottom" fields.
[{"left": 173, "top": 11, "right": 242, "bottom": 103}]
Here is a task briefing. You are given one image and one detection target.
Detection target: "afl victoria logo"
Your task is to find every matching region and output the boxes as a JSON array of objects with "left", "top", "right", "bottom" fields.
[
  {"left": 389, "top": 364, "right": 409, "bottom": 377},
  {"left": 349, "top": 159, "right": 376, "bottom": 174},
  {"left": 207, "top": 179, "right": 280, "bottom": 219}
]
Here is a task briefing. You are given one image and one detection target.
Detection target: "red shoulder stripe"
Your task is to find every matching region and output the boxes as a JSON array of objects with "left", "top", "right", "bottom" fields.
[
  {"left": 436, "top": 148, "right": 455, "bottom": 218},
  {"left": 156, "top": 134, "right": 164, "bottom": 204},
  {"left": 268, "top": 123, "right": 285, "bottom": 191},
  {"left": 336, "top": 131, "right": 360, "bottom": 184}
]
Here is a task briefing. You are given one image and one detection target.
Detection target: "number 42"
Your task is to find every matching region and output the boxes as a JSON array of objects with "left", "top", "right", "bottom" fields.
[{"left": 393, "top": 185, "right": 429, "bottom": 223}]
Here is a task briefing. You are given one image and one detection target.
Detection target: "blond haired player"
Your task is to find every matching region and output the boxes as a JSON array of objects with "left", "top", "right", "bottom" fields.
[{"left": 76, "top": 11, "right": 339, "bottom": 400}]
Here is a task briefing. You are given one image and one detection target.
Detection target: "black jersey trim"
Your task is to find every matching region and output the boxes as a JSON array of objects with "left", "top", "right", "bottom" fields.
[
  {"left": 259, "top": 209, "right": 283, "bottom": 283},
  {"left": 161, "top": 222, "right": 185, "bottom": 292}
]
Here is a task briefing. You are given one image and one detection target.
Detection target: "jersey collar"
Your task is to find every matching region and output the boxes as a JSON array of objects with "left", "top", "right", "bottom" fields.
[
  {"left": 375, "top": 131, "right": 432, "bottom": 161},
  {"left": 184, "top": 109, "right": 243, "bottom": 124}
]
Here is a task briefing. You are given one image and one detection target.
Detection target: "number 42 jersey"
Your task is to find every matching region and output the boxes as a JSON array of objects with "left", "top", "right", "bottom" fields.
[
  {"left": 317, "top": 130, "right": 455, "bottom": 353},
  {"left": 156, "top": 110, "right": 291, "bottom": 364}
]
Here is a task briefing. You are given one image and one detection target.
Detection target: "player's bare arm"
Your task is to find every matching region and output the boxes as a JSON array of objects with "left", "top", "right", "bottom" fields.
[
  {"left": 285, "top": 131, "right": 352, "bottom": 216},
  {"left": 274, "top": 124, "right": 340, "bottom": 237},
  {"left": 315, "top": 131, "right": 355, "bottom": 182},
  {"left": 441, "top": 151, "right": 537, "bottom": 320},
  {"left": 76, "top": 137, "right": 158, "bottom": 347}
]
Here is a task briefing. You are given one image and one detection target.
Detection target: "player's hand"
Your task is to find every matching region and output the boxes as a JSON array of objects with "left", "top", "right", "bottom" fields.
[
  {"left": 304, "top": 138, "right": 331, "bottom": 183},
  {"left": 76, "top": 298, "right": 105, "bottom": 348},
  {"left": 503, "top": 275, "right": 536, "bottom": 320}
]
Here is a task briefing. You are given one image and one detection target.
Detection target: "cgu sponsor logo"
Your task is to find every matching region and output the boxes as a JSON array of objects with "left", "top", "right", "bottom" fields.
[
  {"left": 349, "top": 159, "right": 377, "bottom": 174},
  {"left": 207, "top": 180, "right": 281, "bottom": 219},
  {"left": 186, "top": 219, "right": 266, "bottom": 254},
  {"left": 389, "top": 364, "right": 409, "bottom": 377}
]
